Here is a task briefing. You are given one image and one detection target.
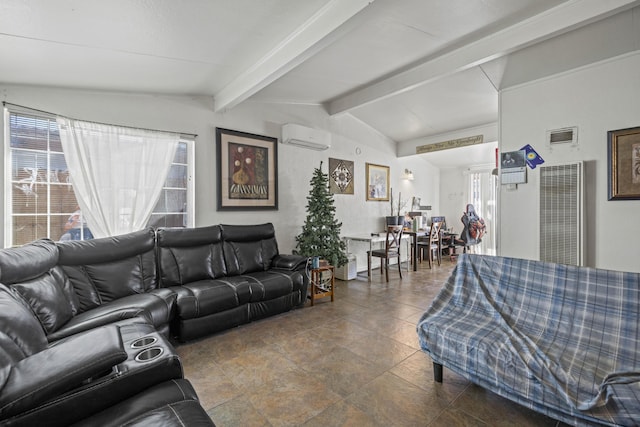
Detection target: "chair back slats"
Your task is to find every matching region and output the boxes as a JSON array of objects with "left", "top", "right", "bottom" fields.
[
  {"left": 429, "top": 221, "right": 442, "bottom": 246},
  {"left": 368, "top": 225, "right": 404, "bottom": 282},
  {"left": 386, "top": 225, "right": 403, "bottom": 254},
  {"left": 416, "top": 221, "right": 442, "bottom": 269}
]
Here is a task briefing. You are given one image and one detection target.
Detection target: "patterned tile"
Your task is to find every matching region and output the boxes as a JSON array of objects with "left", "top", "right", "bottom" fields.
[
  {"left": 206, "top": 396, "right": 270, "bottom": 427},
  {"left": 346, "top": 372, "right": 449, "bottom": 425},
  {"left": 178, "top": 259, "right": 569, "bottom": 427},
  {"left": 299, "top": 346, "right": 388, "bottom": 397},
  {"left": 245, "top": 369, "right": 342, "bottom": 426}
]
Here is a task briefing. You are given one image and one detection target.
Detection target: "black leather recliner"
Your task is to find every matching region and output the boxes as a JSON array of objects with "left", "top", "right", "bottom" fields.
[{"left": 0, "top": 284, "right": 207, "bottom": 426}]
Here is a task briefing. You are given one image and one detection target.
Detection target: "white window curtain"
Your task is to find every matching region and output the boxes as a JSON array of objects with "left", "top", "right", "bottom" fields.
[{"left": 57, "top": 118, "right": 179, "bottom": 238}]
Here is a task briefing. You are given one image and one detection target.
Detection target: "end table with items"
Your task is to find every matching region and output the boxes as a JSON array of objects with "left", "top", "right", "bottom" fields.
[{"left": 309, "top": 264, "right": 334, "bottom": 306}]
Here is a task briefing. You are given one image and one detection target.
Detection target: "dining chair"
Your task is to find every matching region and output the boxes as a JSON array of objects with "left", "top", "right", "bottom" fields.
[
  {"left": 417, "top": 221, "right": 442, "bottom": 269},
  {"left": 368, "top": 225, "right": 403, "bottom": 282}
]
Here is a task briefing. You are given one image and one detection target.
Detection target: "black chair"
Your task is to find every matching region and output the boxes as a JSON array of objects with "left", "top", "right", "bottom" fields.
[{"left": 368, "top": 225, "right": 403, "bottom": 282}]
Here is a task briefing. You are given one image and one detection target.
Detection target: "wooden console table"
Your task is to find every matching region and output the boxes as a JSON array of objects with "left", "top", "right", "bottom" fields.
[{"left": 343, "top": 233, "right": 414, "bottom": 278}]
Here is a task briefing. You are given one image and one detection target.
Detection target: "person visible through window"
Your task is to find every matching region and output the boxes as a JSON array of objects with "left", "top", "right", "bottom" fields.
[{"left": 60, "top": 206, "right": 94, "bottom": 241}]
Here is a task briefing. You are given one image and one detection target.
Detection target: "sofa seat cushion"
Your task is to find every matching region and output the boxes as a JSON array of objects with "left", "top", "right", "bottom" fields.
[
  {"left": 170, "top": 280, "right": 242, "bottom": 320},
  {"left": 241, "top": 270, "right": 302, "bottom": 302},
  {"left": 47, "top": 290, "right": 176, "bottom": 342},
  {"left": 71, "top": 379, "right": 214, "bottom": 427},
  {"left": 171, "top": 269, "right": 305, "bottom": 320}
]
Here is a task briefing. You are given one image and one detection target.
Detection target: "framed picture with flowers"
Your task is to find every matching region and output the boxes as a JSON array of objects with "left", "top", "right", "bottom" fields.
[{"left": 216, "top": 128, "right": 278, "bottom": 210}]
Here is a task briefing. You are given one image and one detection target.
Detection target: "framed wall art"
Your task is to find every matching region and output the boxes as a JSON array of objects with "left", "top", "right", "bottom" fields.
[
  {"left": 608, "top": 126, "right": 640, "bottom": 200},
  {"left": 216, "top": 128, "right": 278, "bottom": 210},
  {"left": 365, "top": 163, "right": 390, "bottom": 201},
  {"left": 329, "top": 158, "right": 354, "bottom": 194}
]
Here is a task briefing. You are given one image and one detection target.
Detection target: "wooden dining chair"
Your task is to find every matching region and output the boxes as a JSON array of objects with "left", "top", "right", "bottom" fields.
[
  {"left": 368, "top": 225, "right": 403, "bottom": 282},
  {"left": 417, "top": 221, "right": 442, "bottom": 269}
]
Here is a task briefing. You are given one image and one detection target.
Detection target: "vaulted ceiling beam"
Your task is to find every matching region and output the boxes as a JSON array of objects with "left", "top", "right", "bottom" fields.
[
  {"left": 328, "top": 0, "right": 640, "bottom": 115},
  {"left": 214, "top": 0, "right": 375, "bottom": 112}
]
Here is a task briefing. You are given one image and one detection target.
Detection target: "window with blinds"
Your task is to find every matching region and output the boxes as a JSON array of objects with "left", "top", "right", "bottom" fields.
[
  {"left": 539, "top": 162, "right": 583, "bottom": 266},
  {"left": 5, "top": 110, "right": 193, "bottom": 247}
]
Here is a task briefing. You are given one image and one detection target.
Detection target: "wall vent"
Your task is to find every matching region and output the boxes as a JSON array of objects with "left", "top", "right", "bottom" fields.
[
  {"left": 547, "top": 126, "right": 577, "bottom": 147},
  {"left": 539, "top": 162, "right": 584, "bottom": 266}
]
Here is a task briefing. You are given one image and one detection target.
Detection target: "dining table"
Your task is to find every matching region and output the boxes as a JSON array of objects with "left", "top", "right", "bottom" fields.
[
  {"left": 402, "top": 230, "right": 429, "bottom": 271},
  {"left": 343, "top": 227, "right": 450, "bottom": 277}
]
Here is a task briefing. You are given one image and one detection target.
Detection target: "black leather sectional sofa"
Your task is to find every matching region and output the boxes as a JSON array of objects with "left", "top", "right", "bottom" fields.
[{"left": 0, "top": 223, "right": 308, "bottom": 426}]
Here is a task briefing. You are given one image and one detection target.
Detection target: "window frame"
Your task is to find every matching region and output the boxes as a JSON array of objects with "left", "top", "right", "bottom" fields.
[{"left": 3, "top": 107, "right": 195, "bottom": 247}]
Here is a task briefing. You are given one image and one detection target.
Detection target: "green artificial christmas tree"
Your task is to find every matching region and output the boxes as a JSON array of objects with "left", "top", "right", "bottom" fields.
[{"left": 295, "top": 161, "right": 348, "bottom": 268}]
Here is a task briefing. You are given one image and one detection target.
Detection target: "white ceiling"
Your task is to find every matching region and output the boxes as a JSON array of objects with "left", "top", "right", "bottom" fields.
[{"left": 1, "top": 0, "right": 637, "bottom": 167}]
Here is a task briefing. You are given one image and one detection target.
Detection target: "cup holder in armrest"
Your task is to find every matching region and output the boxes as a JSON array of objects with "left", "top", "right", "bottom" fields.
[
  {"left": 131, "top": 336, "right": 158, "bottom": 349},
  {"left": 134, "top": 347, "right": 164, "bottom": 362}
]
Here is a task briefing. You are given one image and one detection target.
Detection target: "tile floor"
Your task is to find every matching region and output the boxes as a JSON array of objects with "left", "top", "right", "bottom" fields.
[{"left": 177, "top": 258, "right": 569, "bottom": 426}]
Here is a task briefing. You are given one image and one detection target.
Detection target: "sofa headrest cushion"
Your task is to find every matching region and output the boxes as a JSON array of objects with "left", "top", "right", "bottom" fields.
[
  {"left": 156, "top": 225, "right": 222, "bottom": 247},
  {"left": 220, "top": 223, "right": 279, "bottom": 275},
  {"left": 57, "top": 227, "right": 155, "bottom": 265},
  {"left": 0, "top": 239, "right": 58, "bottom": 284},
  {"left": 220, "top": 223, "right": 275, "bottom": 242}
]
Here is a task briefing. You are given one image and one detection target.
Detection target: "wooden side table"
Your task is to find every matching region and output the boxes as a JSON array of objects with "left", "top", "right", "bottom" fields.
[{"left": 310, "top": 265, "right": 334, "bottom": 306}]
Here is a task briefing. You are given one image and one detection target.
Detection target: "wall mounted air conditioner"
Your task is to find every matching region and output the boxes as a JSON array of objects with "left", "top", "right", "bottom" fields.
[{"left": 281, "top": 123, "right": 331, "bottom": 151}]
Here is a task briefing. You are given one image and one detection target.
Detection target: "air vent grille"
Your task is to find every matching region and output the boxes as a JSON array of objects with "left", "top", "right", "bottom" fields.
[
  {"left": 547, "top": 127, "right": 577, "bottom": 146},
  {"left": 539, "top": 162, "right": 583, "bottom": 266}
]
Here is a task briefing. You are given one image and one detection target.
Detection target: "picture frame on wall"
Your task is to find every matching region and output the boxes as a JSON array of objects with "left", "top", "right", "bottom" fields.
[
  {"left": 365, "top": 163, "right": 390, "bottom": 201},
  {"left": 329, "top": 157, "right": 354, "bottom": 194},
  {"left": 607, "top": 126, "right": 640, "bottom": 200},
  {"left": 216, "top": 128, "right": 278, "bottom": 210}
]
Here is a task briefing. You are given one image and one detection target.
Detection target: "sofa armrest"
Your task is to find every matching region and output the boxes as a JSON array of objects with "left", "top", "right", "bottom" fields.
[
  {"left": 0, "top": 325, "right": 127, "bottom": 419},
  {"left": 272, "top": 254, "right": 308, "bottom": 271}
]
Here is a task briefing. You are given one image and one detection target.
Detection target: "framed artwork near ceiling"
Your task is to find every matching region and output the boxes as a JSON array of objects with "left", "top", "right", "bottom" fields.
[
  {"left": 329, "top": 158, "right": 354, "bottom": 194},
  {"left": 608, "top": 126, "right": 640, "bottom": 200},
  {"left": 216, "top": 128, "right": 278, "bottom": 210},
  {"left": 365, "top": 163, "right": 390, "bottom": 201}
]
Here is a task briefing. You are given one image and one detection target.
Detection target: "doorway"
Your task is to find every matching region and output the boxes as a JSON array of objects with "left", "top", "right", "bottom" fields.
[{"left": 466, "top": 170, "right": 497, "bottom": 255}]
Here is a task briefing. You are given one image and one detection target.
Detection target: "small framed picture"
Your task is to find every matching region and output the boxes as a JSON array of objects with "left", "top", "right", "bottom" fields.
[
  {"left": 329, "top": 158, "right": 354, "bottom": 195},
  {"left": 608, "top": 126, "right": 640, "bottom": 200},
  {"left": 365, "top": 163, "right": 390, "bottom": 201},
  {"left": 216, "top": 128, "right": 278, "bottom": 210}
]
